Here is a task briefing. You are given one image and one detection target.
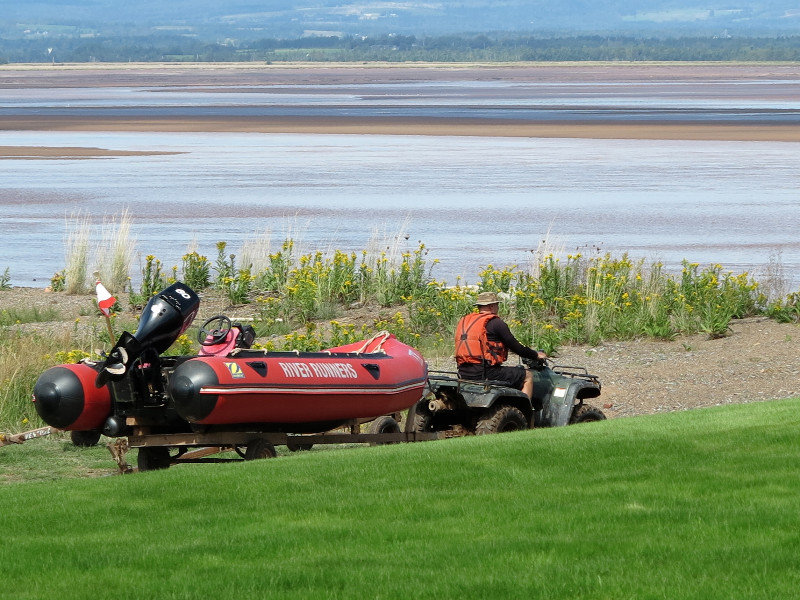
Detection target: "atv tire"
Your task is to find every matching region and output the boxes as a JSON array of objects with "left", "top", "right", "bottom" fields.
[
  {"left": 569, "top": 404, "right": 607, "bottom": 424},
  {"left": 476, "top": 404, "right": 528, "bottom": 435},
  {"left": 412, "top": 408, "right": 435, "bottom": 433}
]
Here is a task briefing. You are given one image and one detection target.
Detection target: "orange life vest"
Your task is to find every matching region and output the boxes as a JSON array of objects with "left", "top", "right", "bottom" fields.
[{"left": 454, "top": 312, "right": 508, "bottom": 366}]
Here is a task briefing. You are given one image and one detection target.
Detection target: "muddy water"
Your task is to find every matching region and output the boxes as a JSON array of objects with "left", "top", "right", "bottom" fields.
[
  {"left": 1, "top": 130, "right": 798, "bottom": 289},
  {"left": 1, "top": 75, "right": 799, "bottom": 288}
]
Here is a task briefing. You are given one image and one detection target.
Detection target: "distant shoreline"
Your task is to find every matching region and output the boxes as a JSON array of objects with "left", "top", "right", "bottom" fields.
[{"left": 3, "top": 61, "right": 800, "bottom": 87}]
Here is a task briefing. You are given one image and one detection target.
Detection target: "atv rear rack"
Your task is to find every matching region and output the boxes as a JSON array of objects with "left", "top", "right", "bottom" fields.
[
  {"left": 427, "top": 371, "right": 515, "bottom": 390},
  {"left": 428, "top": 365, "right": 599, "bottom": 388}
]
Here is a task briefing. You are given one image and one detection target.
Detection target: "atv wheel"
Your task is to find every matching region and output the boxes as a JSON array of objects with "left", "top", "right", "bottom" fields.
[
  {"left": 70, "top": 430, "right": 101, "bottom": 447},
  {"left": 244, "top": 438, "right": 277, "bottom": 460},
  {"left": 367, "top": 415, "right": 401, "bottom": 445},
  {"left": 412, "top": 409, "right": 435, "bottom": 433},
  {"left": 137, "top": 446, "right": 172, "bottom": 471},
  {"left": 570, "top": 404, "right": 607, "bottom": 424},
  {"left": 476, "top": 404, "right": 528, "bottom": 435}
]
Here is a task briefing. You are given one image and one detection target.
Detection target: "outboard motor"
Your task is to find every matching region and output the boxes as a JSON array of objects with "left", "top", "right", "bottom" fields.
[
  {"left": 96, "top": 282, "right": 200, "bottom": 386},
  {"left": 134, "top": 283, "right": 200, "bottom": 354}
]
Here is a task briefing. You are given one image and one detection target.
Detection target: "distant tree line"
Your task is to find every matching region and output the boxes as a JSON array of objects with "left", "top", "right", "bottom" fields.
[{"left": 3, "top": 33, "right": 800, "bottom": 64}]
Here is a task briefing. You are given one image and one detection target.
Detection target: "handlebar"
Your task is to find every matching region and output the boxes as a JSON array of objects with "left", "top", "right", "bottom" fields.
[{"left": 522, "top": 356, "right": 549, "bottom": 370}]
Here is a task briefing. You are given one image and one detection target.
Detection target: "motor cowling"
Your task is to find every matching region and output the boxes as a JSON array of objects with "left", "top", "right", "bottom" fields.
[
  {"left": 134, "top": 282, "right": 200, "bottom": 355},
  {"left": 33, "top": 363, "right": 111, "bottom": 430}
]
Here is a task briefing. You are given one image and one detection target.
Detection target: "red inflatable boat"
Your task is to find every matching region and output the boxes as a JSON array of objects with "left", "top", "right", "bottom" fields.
[
  {"left": 170, "top": 332, "right": 428, "bottom": 427},
  {"left": 33, "top": 283, "right": 428, "bottom": 438}
]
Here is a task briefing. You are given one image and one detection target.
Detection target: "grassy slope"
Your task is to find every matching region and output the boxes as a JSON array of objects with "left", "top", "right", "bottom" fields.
[{"left": 1, "top": 399, "right": 799, "bottom": 599}]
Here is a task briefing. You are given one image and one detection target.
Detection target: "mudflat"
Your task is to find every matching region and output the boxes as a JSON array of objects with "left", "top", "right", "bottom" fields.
[{"left": 2, "top": 62, "right": 800, "bottom": 149}]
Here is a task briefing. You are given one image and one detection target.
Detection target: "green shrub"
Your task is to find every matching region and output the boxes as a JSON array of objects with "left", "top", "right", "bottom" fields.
[
  {"left": 50, "top": 271, "right": 65, "bottom": 292},
  {"left": 182, "top": 251, "right": 211, "bottom": 291},
  {"left": 0, "top": 267, "right": 10, "bottom": 290}
]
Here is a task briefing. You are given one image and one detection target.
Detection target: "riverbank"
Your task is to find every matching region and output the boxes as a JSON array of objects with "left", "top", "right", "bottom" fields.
[
  {"left": 2, "top": 286, "right": 799, "bottom": 421},
  {"left": 3, "top": 61, "right": 800, "bottom": 84}
]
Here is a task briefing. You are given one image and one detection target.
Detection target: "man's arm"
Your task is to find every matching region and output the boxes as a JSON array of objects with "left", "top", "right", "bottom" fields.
[{"left": 486, "top": 318, "right": 544, "bottom": 360}]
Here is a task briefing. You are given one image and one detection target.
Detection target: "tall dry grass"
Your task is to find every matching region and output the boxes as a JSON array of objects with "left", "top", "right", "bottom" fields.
[
  {"left": 239, "top": 228, "right": 273, "bottom": 274},
  {"left": 362, "top": 216, "right": 412, "bottom": 273},
  {"left": 63, "top": 213, "right": 91, "bottom": 294},
  {"left": 757, "top": 250, "right": 789, "bottom": 303},
  {"left": 525, "top": 223, "right": 565, "bottom": 280},
  {"left": 95, "top": 208, "right": 135, "bottom": 293}
]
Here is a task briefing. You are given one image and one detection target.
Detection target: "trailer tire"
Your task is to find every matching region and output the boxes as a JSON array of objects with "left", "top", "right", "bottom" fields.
[
  {"left": 367, "top": 415, "right": 401, "bottom": 445},
  {"left": 70, "top": 430, "right": 101, "bottom": 447},
  {"left": 244, "top": 438, "right": 277, "bottom": 460},
  {"left": 287, "top": 441, "right": 314, "bottom": 452},
  {"left": 570, "top": 404, "right": 607, "bottom": 424},
  {"left": 476, "top": 404, "right": 528, "bottom": 435},
  {"left": 137, "top": 446, "right": 171, "bottom": 471}
]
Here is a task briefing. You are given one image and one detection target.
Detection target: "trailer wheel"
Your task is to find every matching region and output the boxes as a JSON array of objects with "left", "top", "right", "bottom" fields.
[
  {"left": 287, "top": 441, "right": 314, "bottom": 452},
  {"left": 367, "top": 415, "right": 401, "bottom": 445},
  {"left": 137, "top": 446, "right": 171, "bottom": 471},
  {"left": 570, "top": 404, "right": 607, "bottom": 424},
  {"left": 476, "top": 404, "right": 528, "bottom": 435},
  {"left": 70, "top": 430, "right": 101, "bottom": 447},
  {"left": 244, "top": 438, "right": 277, "bottom": 460}
]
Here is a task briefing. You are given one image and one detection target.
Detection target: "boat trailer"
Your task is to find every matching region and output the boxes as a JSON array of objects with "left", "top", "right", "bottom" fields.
[{"left": 122, "top": 407, "right": 443, "bottom": 471}]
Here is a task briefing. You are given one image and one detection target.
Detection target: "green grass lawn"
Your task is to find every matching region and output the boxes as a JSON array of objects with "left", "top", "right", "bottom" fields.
[
  {"left": 0, "top": 436, "right": 117, "bottom": 482},
  {"left": 1, "top": 399, "right": 799, "bottom": 599}
]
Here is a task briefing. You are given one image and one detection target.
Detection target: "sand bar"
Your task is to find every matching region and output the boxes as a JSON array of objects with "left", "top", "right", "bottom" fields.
[
  {"left": 0, "top": 145, "right": 181, "bottom": 159},
  {"left": 1, "top": 116, "right": 799, "bottom": 144}
]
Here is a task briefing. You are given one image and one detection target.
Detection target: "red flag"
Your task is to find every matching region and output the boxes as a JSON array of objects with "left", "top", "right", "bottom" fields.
[{"left": 96, "top": 280, "right": 117, "bottom": 316}]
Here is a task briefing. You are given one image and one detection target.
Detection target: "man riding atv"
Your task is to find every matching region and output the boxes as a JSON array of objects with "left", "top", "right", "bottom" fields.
[
  {"left": 455, "top": 291, "right": 547, "bottom": 400},
  {"left": 412, "top": 291, "right": 604, "bottom": 435}
]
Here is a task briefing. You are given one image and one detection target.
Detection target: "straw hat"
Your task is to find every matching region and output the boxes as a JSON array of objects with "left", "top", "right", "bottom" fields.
[{"left": 474, "top": 291, "right": 501, "bottom": 306}]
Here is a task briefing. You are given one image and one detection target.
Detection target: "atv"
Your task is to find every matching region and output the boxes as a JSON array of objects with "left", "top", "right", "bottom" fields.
[{"left": 411, "top": 357, "right": 606, "bottom": 435}]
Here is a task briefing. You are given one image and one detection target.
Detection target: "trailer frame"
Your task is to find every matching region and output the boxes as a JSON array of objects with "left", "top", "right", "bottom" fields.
[{"left": 121, "top": 408, "right": 443, "bottom": 471}]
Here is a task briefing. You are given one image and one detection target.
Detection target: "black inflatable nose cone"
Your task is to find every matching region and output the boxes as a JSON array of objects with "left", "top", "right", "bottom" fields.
[
  {"left": 170, "top": 360, "right": 219, "bottom": 422},
  {"left": 33, "top": 367, "right": 84, "bottom": 429},
  {"left": 170, "top": 375, "right": 195, "bottom": 404},
  {"left": 34, "top": 381, "right": 60, "bottom": 414}
]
